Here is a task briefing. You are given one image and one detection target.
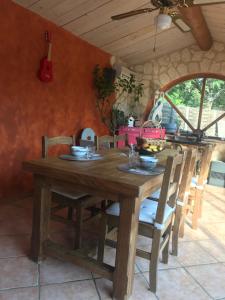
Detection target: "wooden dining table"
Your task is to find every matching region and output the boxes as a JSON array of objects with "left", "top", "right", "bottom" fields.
[{"left": 23, "top": 149, "right": 164, "bottom": 300}]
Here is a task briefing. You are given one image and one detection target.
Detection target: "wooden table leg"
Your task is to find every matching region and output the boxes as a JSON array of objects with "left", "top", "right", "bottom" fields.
[
  {"left": 30, "top": 175, "right": 51, "bottom": 262},
  {"left": 113, "top": 196, "right": 141, "bottom": 300}
]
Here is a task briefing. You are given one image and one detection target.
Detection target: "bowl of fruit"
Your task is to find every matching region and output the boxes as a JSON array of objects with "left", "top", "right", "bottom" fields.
[{"left": 136, "top": 137, "right": 165, "bottom": 156}]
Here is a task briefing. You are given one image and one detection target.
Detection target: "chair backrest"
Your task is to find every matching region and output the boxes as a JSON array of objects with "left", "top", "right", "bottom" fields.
[
  {"left": 95, "top": 135, "right": 114, "bottom": 151},
  {"left": 113, "top": 134, "right": 128, "bottom": 148},
  {"left": 198, "top": 144, "right": 214, "bottom": 185},
  {"left": 80, "top": 128, "right": 96, "bottom": 147},
  {"left": 178, "top": 148, "right": 197, "bottom": 202},
  {"left": 80, "top": 139, "right": 95, "bottom": 147},
  {"left": 42, "top": 135, "right": 75, "bottom": 158},
  {"left": 155, "top": 151, "right": 185, "bottom": 226},
  {"left": 159, "top": 140, "right": 182, "bottom": 152}
]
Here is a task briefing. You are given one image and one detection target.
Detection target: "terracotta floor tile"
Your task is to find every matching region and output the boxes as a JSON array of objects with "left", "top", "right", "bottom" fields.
[
  {"left": 40, "top": 257, "right": 92, "bottom": 285},
  {"left": 49, "top": 220, "right": 73, "bottom": 234},
  {"left": 0, "top": 235, "right": 30, "bottom": 258},
  {"left": 13, "top": 197, "right": 33, "bottom": 211},
  {"left": 96, "top": 274, "right": 157, "bottom": 300},
  {"left": 136, "top": 252, "right": 181, "bottom": 272},
  {"left": 0, "top": 186, "right": 224, "bottom": 300},
  {"left": 102, "top": 246, "right": 139, "bottom": 273},
  {"left": 0, "top": 215, "right": 32, "bottom": 236},
  {"left": 186, "top": 263, "right": 225, "bottom": 299},
  {"left": 50, "top": 230, "right": 74, "bottom": 249},
  {"left": 40, "top": 280, "right": 99, "bottom": 300},
  {"left": 143, "top": 268, "right": 211, "bottom": 300},
  {"left": 102, "top": 246, "right": 116, "bottom": 267},
  {"left": 200, "top": 201, "right": 225, "bottom": 223},
  {"left": 182, "top": 222, "right": 212, "bottom": 241},
  {"left": 0, "top": 204, "right": 28, "bottom": 219},
  {"left": 135, "top": 235, "right": 181, "bottom": 271},
  {"left": 198, "top": 239, "right": 225, "bottom": 262},
  {"left": 0, "top": 257, "right": 38, "bottom": 290},
  {"left": 202, "top": 222, "right": 225, "bottom": 241},
  {"left": 205, "top": 185, "right": 225, "bottom": 203},
  {"left": 176, "top": 241, "right": 217, "bottom": 266},
  {"left": 0, "top": 287, "right": 38, "bottom": 300}
]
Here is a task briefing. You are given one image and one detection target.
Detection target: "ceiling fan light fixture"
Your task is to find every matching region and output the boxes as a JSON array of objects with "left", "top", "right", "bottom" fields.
[{"left": 155, "top": 13, "right": 172, "bottom": 30}]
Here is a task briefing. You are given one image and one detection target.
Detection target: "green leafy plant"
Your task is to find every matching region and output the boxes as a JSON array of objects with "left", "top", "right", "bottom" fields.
[{"left": 93, "top": 65, "right": 144, "bottom": 134}]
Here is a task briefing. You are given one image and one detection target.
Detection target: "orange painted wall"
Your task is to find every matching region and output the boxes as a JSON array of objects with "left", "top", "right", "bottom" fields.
[{"left": 0, "top": 1, "right": 111, "bottom": 200}]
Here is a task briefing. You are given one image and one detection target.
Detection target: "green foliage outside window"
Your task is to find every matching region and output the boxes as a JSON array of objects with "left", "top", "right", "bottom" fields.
[
  {"left": 166, "top": 77, "right": 225, "bottom": 138},
  {"left": 168, "top": 78, "right": 225, "bottom": 110}
]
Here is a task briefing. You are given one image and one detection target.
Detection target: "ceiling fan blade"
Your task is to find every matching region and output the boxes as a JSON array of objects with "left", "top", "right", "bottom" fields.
[
  {"left": 191, "top": 0, "right": 225, "bottom": 5},
  {"left": 111, "top": 7, "right": 158, "bottom": 20},
  {"left": 172, "top": 15, "right": 191, "bottom": 32}
]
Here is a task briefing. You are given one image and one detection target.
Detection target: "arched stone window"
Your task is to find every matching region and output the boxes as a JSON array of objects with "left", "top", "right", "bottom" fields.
[{"left": 147, "top": 74, "right": 225, "bottom": 139}]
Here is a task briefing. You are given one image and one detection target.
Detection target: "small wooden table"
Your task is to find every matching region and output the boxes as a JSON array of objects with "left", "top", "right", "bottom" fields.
[{"left": 23, "top": 150, "right": 163, "bottom": 300}]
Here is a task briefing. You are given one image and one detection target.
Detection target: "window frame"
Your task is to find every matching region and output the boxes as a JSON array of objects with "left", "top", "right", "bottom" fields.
[{"left": 163, "top": 73, "right": 225, "bottom": 140}]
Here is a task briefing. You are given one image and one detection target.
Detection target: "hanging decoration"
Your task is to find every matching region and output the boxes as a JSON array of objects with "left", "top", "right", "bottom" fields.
[{"left": 38, "top": 31, "right": 53, "bottom": 82}]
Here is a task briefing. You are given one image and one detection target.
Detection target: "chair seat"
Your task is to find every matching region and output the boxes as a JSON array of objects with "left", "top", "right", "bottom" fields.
[
  {"left": 51, "top": 187, "right": 87, "bottom": 200},
  {"left": 191, "top": 177, "right": 207, "bottom": 188},
  {"left": 106, "top": 199, "right": 175, "bottom": 225},
  {"left": 191, "top": 177, "right": 198, "bottom": 187},
  {"left": 149, "top": 188, "right": 161, "bottom": 200}
]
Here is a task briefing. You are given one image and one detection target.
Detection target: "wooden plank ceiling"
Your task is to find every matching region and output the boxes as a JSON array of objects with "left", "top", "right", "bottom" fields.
[{"left": 13, "top": 0, "right": 225, "bottom": 65}]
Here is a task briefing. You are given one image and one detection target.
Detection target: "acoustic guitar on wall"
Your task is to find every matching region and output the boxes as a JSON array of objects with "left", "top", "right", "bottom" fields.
[{"left": 38, "top": 31, "right": 53, "bottom": 82}]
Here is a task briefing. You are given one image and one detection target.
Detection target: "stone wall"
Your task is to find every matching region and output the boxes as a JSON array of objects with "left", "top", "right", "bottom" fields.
[{"left": 130, "top": 41, "right": 225, "bottom": 116}]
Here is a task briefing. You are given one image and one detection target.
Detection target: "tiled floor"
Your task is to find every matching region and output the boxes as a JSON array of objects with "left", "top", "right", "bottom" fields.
[{"left": 0, "top": 185, "right": 225, "bottom": 300}]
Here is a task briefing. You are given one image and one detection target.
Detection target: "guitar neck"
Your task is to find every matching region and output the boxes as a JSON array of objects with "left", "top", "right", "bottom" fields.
[{"left": 47, "top": 42, "right": 52, "bottom": 61}]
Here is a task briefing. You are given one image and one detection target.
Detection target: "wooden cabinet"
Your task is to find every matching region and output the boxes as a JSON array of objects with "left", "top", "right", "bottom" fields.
[{"left": 118, "top": 126, "right": 166, "bottom": 147}]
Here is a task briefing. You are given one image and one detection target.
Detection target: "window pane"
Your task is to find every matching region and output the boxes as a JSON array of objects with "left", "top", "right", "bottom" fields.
[
  {"left": 205, "top": 118, "right": 225, "bottom": 139},
  {"left": 201, "top": 78, "right": 225, "bottom": 138},
  {"left": 167, "top": 78, "right": 203, "bottom": 131}
]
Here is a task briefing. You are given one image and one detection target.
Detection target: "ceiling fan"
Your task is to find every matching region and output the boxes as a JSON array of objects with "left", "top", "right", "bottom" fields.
[{"left": 111, "top": 0, "right": 225, "bottom": 33}]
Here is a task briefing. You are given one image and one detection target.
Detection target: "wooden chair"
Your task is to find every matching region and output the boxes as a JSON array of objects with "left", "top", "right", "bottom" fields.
[
  {"left": 171, "top": 148, "right": 197, "bottom": 255},
  {"left": 148, "top": 148, "right": 197, "bottom": 255},
  {"left": 113, "top": 134, "right": 128, "bottom": 148},
  {"left": 42, "top": 135, "right": 75, "bottom": 159},
  {"left": 42, "top": 135, "right": 102, "bottom": 249},
  {"left": 97, "top": 151, "right": 185, "bottom": 293},
  {"left": 187, "top": 143, "right": 214, "bottom": 229},
  {"left": 95, "top": 134, "right": 128, "bottom": 151},
  {"left": 95, "top": 135, "right": 114, "bottom": 151}
]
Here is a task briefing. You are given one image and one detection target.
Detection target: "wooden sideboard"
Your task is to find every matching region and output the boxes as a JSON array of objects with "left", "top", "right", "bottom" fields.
[{"left": 118, "top": 126, "right": 166, "bottom": 147}]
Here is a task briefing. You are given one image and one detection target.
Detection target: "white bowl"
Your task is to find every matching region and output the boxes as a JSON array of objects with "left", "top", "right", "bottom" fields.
[
  {"left": 71, "top": 146, "right": 88, "bottom": 157},
  {"left": 140, "top": 156, "right": 158, "bottom": 169},
  {"left": 140, "top": 155, "right": 157, "bottom": 161}
]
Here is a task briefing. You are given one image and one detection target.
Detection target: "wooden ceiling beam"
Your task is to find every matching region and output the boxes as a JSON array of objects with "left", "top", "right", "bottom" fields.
[{"left": 178, "top": 6, "right": 213, "bottom": 51}]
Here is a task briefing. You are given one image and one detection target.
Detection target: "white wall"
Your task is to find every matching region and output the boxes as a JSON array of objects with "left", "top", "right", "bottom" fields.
[{"left": 130, "top": 41, "right": 225, "bottom": 115}]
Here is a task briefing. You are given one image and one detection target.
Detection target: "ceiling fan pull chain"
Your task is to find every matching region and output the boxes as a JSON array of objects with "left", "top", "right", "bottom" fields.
[
  {"left": 153, "top": 20, "right": 158, "bottom": 52},
  {"left": 180, "top": 0, "right": 189, "bottom": 7}
]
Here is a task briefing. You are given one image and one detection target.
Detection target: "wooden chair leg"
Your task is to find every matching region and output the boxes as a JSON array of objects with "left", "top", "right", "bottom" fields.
[
  {"left": 192, "top": 189, "right": 201, "bottom": 229},
  {"left": 149, "top": 231, "right": 161, "bottom": 293},
  {"left": 97, "top": 214, "right": 108, "bottom": 263},
  {"left": 67, "top": 207, "right": 73, "bottom": 220},
  {"left": 74, "top": 206, "right": 83, "bottom": 249},
  {"left": 179, "top": 204, "right": 189, "bottom": 238},
  {"left": 198, "top": 189, "right": 204, "bottom": 218},
  {"left": 179, "top": 211, "right": 186, "bottom": 238},
  {"left": 172, "top": 207, "right": 182, "bottom": 256},
  {"left": 162, "top": 224, "right": 172, "bottom": 263}
]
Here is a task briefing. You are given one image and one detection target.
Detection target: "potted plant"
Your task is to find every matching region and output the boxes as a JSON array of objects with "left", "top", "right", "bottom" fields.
[{"left": 93, "top": 65, "right": 143, "bottom": 134}]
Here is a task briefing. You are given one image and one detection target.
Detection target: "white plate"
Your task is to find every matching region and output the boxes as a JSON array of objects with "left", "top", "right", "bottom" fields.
[{"left": 59, "top": 154, "right": 103, "bottom": 161}]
